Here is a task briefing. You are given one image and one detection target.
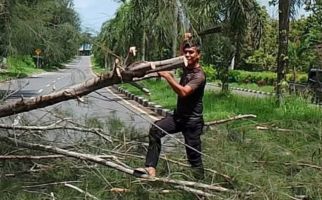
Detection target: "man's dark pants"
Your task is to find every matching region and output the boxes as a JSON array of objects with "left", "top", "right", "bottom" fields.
[{"left": 145, "top": 115, "right": 204, "bottom": 178}]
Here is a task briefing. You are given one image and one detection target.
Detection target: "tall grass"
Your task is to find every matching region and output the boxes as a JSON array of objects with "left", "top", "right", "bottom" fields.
[
  {"left": 120, "top": 79, "right": 177, "bottom": 109},
  {"left": 0, "top": 56, "right": 44, "bottom": 81}
]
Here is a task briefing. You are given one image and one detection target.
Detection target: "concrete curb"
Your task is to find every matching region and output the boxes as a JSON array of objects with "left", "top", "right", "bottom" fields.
[
  {"left": 113, "top": 83, "right": 273, "bottom": 117},
  {"left": 229, "top": 86, "right": 273, "bottom": 95},
  {"left": 207, "top": 83, "right": 273, "bottom": 96},
  {"left": 113, "top": 85, "right": 173, "bottom": 117}
]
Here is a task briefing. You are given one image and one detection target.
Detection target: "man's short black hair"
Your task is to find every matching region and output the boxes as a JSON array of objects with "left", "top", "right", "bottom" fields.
[{"left": 183, "top": 39, "right": 201, "bottom": 53}]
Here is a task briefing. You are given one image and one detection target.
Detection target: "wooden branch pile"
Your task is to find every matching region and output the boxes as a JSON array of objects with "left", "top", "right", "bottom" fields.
[{"left": 0, "top": 135, "right": 232, "bottom": 197}]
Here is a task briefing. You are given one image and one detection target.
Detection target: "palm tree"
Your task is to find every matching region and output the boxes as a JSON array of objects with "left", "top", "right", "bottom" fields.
[
  {"left": 276, "top": 0, "right": 291, "bottom": 103},
  {"left": 269, "top": 0, "right": 303, "bottom": 104},
  {"left": 184, "top": 0, "right": 262, "bottom": 92},
  {"left": 95, "top": 0, "right": 263, "bottom": 94}
]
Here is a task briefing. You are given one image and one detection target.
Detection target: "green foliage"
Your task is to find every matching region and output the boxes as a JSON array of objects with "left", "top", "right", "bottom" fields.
[
  {"left": 0, "top": 55, "right": 43, "bottom": 81},
  {"left": 228, "top": 70, "right": 276, "bottom": 85},
  {"left": 112, "top": 80, "right": 322, "bottom": 199},
  {"left": 120, "top": 79, "right": 176, "bottom": 109},
  {"left": 286, "top": 72, "right": 308, "bottom": 83},
  {"left": 202, "top": 63, "right": 217, "bottom": 81},
  {"left": 0, "top": 0, "right": 81, "bottom": 66},
  {"left": 228, "top": 70, "right": 308, "bottom": 86},
  {"left": 245, "top": 48, "right": 276, "bottom": 71}
]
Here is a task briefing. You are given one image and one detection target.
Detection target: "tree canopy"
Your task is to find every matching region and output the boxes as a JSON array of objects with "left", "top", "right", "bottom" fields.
[{"left": 0, "top": 0, "right": 81, "bottom": 66}]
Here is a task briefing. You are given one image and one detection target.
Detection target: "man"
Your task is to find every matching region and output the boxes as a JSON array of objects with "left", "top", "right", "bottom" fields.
[{"left": 136, "top": 34, "right": 206, "bottom": 179}]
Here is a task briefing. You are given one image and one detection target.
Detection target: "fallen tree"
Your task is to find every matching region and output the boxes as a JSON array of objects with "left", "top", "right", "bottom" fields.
[
  {"left": 0, "top": 56, "right": 187, "bottom": 118},
  {"left": 0, "top": 135, "right": 232, "bottom": 195}
]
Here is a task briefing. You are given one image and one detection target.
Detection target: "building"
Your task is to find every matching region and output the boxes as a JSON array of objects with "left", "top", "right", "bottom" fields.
[{"left": 79, "top": 43, "right": 92, "bottom": 56}]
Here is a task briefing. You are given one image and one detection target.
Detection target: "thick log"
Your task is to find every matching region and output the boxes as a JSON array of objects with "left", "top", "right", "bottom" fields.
[{"left": 0, "top": 56, "right": 186, "bottom": 118}]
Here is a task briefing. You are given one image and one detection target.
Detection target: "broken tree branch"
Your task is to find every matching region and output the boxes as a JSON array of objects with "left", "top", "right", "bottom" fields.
[
  {"left": 205, "top": 114, "right": 257, "bottom": 126},
  {"left": 0, "top": 123, "right": 112, "bottom": 142},
  {"left": 64, "top": 183, "right": 100, "bottom": 200},
  {"left": 174, "top": 185, "right": 215, "bottom": 197},
  {"left": 0, "top": 136, "right": 231, "bottom": 193},
  {"left": 256, "top": 126, "right": 293, "bottom": 132},
  {"left": 0, "top": 154, "right": 120, "bottom": 160},
  {"left": 0, "top": 56, "right": 186, "bottom": 118}
]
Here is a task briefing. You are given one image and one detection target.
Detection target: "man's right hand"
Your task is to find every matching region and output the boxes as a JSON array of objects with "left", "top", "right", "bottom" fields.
[
  {"left": 158, "top": 71, "right": 173, "bottom": 79},
  {"left": 184, "top": 33, "right": 192, "bottom": 41}
]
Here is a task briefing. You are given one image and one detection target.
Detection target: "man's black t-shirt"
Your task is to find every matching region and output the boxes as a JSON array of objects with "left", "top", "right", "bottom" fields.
[{"left": 176, "top": 66, "right": 206, "bottom": 118}]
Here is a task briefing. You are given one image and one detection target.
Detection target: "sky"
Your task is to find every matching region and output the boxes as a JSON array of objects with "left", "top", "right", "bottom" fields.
[
  {"left": 73, "top": 0, "right": 308, "bottom": 34},
  {"left": 73, "top": 0, "right": 120, "bottom": 34}
]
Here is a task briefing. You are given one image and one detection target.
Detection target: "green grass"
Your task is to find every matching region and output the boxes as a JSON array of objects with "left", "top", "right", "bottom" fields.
[
  {"left": 2, "top": 68, "right": 322, "bottom": 199},
  {"left": 118, "top": 79, "right": 322, "bottom": 199},
  {"left": 90, "top": 56, "right": 109, "bottom": 75},
  {"left": 119, "top": 79, "right": 177, "bottom": 109},
  {"left": 0, "top": 56, "right": 52, "bottom": 82}
]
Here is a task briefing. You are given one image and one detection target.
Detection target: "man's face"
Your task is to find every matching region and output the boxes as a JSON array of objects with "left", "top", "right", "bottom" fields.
[{"left": 183, "top": 47, "right": 200, "bottom": 67}]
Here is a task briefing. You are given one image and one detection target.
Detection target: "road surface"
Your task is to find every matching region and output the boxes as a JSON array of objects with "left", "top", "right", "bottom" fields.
[{"left": 0, "top": 56, "right": 159, "bottom": 144}]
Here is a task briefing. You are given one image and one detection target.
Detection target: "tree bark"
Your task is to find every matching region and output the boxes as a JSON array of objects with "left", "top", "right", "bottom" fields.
[
  {"left": 276, "top": 0, "right": 290, "bottom": 104},
  {"left": 0, "top": 56, "right": 186, "bottom": 118},
  {"left": 172, "top": 0, "right": 178, "bottom": 58},
  {"left": 142, "top": 30, "right": 146, "bottom": 61}
]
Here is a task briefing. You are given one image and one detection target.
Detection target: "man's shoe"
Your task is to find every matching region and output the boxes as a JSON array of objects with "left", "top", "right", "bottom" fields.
[{"left": 191, "top": 166, "right": 204, "bottom": 180}]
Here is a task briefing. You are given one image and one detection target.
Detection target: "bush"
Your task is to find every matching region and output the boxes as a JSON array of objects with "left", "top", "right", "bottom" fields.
[
  {"left": 202, "top": 64, "right": 217, "bottom": 81},
  {"left": 8, "top": 55, "right": 36, "bottom": 70},
  {"left": 227, "top": 70, "right": 310, "bottom": 86},
  {"left": 228, "top": 70, "right": 276, "bottom": 85},
  {"left": 228, "top": 70, "right": 241, "bottom": 82},
  {"left": 298, "top": 74, "right": 308, "bottom": 83},
  {"left": 285, "top": 72, "right": 308, "bottom": 83},
  {"left": 5, "top": 55, "right": 41, "bottom": 79}
]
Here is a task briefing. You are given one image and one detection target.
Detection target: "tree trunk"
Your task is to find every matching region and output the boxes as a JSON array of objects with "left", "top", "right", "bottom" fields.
[
  {"left": 104, "top": 54, "right": 108, "bottom": 70},
  {"left": 276, "top": 0, "right": 290, "bottom": 104},
  {"left": 0, "top": 56, "right": 186, "bottom": 118},
  {"left": 141, "top": 29, "right": 146, "bottom": 61},
  {"left": 0, "top": 0, "right": 10, "bottom": 57},
  {"left": 221, "top": 65, "right": 229, "bottom": 92},
  {"left": 172, "top": 0, "right": 178, "bottom": 58}
]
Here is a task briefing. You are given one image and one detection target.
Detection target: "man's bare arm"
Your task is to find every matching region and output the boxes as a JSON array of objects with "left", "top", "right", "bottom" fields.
[{"left": 158, "top": 71, "right": 193, "bottom": 97}]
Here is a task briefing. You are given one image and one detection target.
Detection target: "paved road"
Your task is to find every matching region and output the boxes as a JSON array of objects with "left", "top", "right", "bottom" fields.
[{"left": 0, "top": 56, "right": 158, "bottom": 144}]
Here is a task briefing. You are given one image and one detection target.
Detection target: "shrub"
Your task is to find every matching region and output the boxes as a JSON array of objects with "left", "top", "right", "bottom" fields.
[
  {"left": 228, "top": 70, "right": 276, "bottom": 85},
  {"left": 298, "top": 74, "right": 308, "bottom": 83},
  {"left": 202, "top": 64, "right": 217, "bottom": 81},
  {"left": 228, "top": 70, "right": 241, "bottom": 82}
]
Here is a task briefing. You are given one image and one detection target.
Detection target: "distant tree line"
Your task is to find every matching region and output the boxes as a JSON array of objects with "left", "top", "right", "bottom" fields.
[
  {"left": 0, "top": 0, "right": 82, "bottom": 66},
  {"left": 93, "top": 0, "right": 322, "bottom": 75}
]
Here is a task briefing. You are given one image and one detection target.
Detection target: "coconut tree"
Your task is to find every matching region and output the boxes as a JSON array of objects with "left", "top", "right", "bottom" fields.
[
  {"left": 184, "top": 0, "right": 263, "bottom": 92},
  {"left": 269, "top": 0, "right": 304, "bottom": 104}
]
